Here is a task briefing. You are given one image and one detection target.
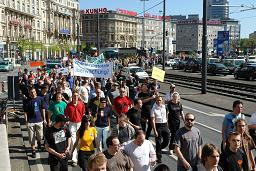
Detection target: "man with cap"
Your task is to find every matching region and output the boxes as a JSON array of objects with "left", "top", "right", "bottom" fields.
[
  {"left": 45, "top": 115, "right": 71, "bottom": 171},
  {"left": 164, "top": 84, "right": 176, "bottom": 103}
]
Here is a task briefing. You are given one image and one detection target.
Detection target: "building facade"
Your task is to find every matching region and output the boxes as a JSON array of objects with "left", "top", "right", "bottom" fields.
[
  {"left": 81, "top": 9, "right": 177, "bottom": 55},
  {"left": 208, "top": 0, "right": 229, "bottom": 20},
  {"left": 176, "top": 19, "right": 224, "bottom": 54},
  {"left": 0, "top": 0, "right": 79, "bottom": 63},
  {"left": 136, "top": 14, "right": 176, "bottom": 54},
  {"left": 81, "top": 8, "right": 137, "bottom": 49},
  {"left": 249, "top": 31, "right": 256, "bottom": 38}
]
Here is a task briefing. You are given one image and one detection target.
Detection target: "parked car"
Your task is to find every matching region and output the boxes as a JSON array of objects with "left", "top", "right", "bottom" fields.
[
  {"left": 0, "top": 61, "right": 14, "bottom": 71},
  {"left": 184, "top": 58, "right": 202, "bottom": 72},
  {"left": 165, "top": 59, "right": 177, "bottom": 67},
  {"left": 122, "top": 66, "right": 149, "bottom": 80},
  {"left": 223, "top": 59, "right": 245, "bottom": 74},
  {"left": 207, "top": 63, "right": 230, "bottom": 76},
  {"left": 234, "top": 63, "right": 256, "bottom": 81},
  {"left": 173, "top": 60, "right": 187, "bottom": 70},
  {"left": 208, "top": 58, "right": 220, "bottom": 64}
]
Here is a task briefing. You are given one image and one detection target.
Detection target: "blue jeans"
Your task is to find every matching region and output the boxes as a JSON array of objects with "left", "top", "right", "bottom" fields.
[{"left": 96, "top": 126, "right": 109, "bottom": 151}]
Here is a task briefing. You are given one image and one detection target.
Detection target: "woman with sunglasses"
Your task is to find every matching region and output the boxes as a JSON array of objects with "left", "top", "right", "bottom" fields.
[{"left": 71, "top": 115, "right": 99, "bottom": 171}]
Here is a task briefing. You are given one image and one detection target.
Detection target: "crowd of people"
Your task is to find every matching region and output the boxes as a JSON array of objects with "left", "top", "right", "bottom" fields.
[{"left": 18, "top": 58, "right": 256, "bottom": 171}]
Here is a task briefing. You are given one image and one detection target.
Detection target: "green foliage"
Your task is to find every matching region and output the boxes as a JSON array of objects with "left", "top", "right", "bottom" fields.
[{"left": 239, "top": 36, "right": 256, "bottom": 55}]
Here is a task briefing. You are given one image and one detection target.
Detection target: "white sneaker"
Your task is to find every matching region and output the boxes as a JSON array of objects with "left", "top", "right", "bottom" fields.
[{"left": 169, "top": 150, "right": 173, "bottom": 155}]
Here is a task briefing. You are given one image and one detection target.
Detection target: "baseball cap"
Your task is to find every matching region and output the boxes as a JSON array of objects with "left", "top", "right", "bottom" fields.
[{"left": 55, "top": 115, "right": 69, "bottom": 123}]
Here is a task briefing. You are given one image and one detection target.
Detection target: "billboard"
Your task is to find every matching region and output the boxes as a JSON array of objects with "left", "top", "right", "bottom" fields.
[{"left": 217, "top": 31, "right": 229, "bottom": 56}]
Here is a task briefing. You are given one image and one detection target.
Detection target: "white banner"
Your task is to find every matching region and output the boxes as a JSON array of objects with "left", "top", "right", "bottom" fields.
[{"left": 73, "top": 59, "right": 113, "bottom": 78}]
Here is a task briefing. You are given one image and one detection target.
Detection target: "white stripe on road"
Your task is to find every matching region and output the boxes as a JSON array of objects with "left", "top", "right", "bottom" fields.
[
  {"left": 183, "top": 105, "right": 225, "bottom": 118},
  {"left": 195, "top": 122, "right": 221, "bottom": 134},
  {"left": 183, "top": 105, "right": 222, "bottom": 133}
]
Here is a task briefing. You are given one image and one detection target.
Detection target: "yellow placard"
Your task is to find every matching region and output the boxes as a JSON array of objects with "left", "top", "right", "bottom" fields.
[{"left": 152, "top": 67, "right": 165, "bottom": 82}]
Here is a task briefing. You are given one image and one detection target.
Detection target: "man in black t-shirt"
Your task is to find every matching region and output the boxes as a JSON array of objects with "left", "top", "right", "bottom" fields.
[
  {"left": 219, "top": 132, "right": 248, "bottom": 171},
  {"left": 138, "top": 84, "right": 156, "bottom": 139},
  {"left": 127, "top": 99, "right": 143, "bottom": 130},
  {"left": 45, "top": 115, "right": 71, "bottom": 171}
]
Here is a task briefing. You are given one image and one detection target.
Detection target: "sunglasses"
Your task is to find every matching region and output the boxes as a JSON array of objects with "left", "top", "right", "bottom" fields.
[{"left": 185, "top": 118, "right": 195, "bottom": 122}]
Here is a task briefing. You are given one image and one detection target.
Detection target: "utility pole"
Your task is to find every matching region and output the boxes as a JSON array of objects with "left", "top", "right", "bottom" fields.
[
  {"left": 162, "top": 0, "right": 166, "bottom": 70},
  {"left": 202, "top": 0, "right": 207, "bottom": 94}
]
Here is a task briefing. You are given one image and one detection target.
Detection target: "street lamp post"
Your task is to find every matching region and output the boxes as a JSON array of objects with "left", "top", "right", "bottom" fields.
[{"left": 162, "top": 0, "right": 166, "bottom": 70}]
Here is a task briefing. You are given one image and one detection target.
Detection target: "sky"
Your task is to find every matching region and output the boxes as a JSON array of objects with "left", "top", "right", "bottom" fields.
[{"left": 80, "top": 0, "right": 256, "bottom": 38}]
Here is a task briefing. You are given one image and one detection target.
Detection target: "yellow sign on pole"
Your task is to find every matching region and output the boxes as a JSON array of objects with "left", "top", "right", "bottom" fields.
[{"left": 152, "top": 67, "right": 165, "bottom": 82}]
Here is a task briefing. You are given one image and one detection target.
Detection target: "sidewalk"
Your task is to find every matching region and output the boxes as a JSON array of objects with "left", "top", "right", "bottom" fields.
[{"left": 159, "top": 81, "right": 256, "bottom": 116}]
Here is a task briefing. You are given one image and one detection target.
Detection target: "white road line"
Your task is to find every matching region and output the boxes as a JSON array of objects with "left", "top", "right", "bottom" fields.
[
  {"left": 195, "top": 122, "right": 221, "bottom": 134},
  {"left": 183, "top": 105, "right": 225, "bottom": 118}
]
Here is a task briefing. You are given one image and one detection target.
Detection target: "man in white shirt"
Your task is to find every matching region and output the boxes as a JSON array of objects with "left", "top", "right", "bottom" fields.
[
  {"left": 151, "top": 96, "right": 170, "bottom": 163},
  {"left": 124, "top": 129, "right": 156, "bottom": 171}
]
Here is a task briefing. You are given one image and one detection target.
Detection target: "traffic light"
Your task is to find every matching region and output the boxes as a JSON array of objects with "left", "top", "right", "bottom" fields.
[{"left": 165, "top": 31, "right": 168, "bottom": 36}]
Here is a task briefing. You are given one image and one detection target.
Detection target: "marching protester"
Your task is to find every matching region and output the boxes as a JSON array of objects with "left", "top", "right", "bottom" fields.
[
  {"left": 221, "top": 100, "right": 245, "bottom": 151},
  {"left": 234, "top": 119, "right": 256, "bottom": 171},
  {"left": 94, "top": 98, "right": 111, "bottom": 151},
  {"left": 71, "top": 115, "right": 98, "bottom": 171},
  {"left": 164, "top": 84, "right": 176, "bottom": 103},
  {"left": 138, "top": 84, "right": 156, "bottom": 139},
  {"left": 45, "top": 115, "right": 71, "bottom": 171},
  {"left": 23, "top": 87, "right": 46, "bottom": 158},
  {"left": 174, "top": 113, "right": 203, "bottom": 171},
  {"left": 88, "top": 152, "right": 107, "bottom": 171},
  {"left": 198, "top": 144, "right": 223, "bottom": 171},
  {"left": 167, "top": 92, "right": 185, "bottom": 155},
  {"left": 113, "top": 87, "right": 133, "bottom": 117},
  {"left": 48, "top": 92, "right": 67, "bottom": 126},
  {"left": 111, "top": 114, "right": 135, "bottom": 145},
  {"left": 127, "top": 98, "right": 143, "bottom": 130},
  {"left": 103, "top": 136, "right": 134, "bottom": 171},
  {"left": 219, "top": 132, "right": 249, "bottom": 171},
  {"left": 123, "top": 129, "right": 156, "bottom": 171},
  {"left": 64, "top": 90, "right": 86, "bottom": 166},
  {"left": 151, "top": 96, "right": 170, "bottom": 163}
]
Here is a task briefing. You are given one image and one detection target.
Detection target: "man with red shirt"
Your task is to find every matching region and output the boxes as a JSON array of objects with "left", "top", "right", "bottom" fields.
[
  {"left": 64, "top": 90, "right": 86, "bottom": 166},
  {"left": 113, "top": 87, "right": 133, "bottom": 117}
]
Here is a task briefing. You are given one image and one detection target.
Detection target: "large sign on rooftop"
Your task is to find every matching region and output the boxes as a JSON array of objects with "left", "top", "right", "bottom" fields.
[
  {"left": 116, "top": 8, "right": 137, "bottom": 16},
  {"left": 81, "top": 8, "right": 108, "bottom": 14}
]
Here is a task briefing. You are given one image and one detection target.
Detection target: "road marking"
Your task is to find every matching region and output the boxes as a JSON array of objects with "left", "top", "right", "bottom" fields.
[
  {"left": 195, "top": 122, "right": 221, "bottom": 133},
  {"left": 183, "top": 105, "right": 225, "bottom": 118}
]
